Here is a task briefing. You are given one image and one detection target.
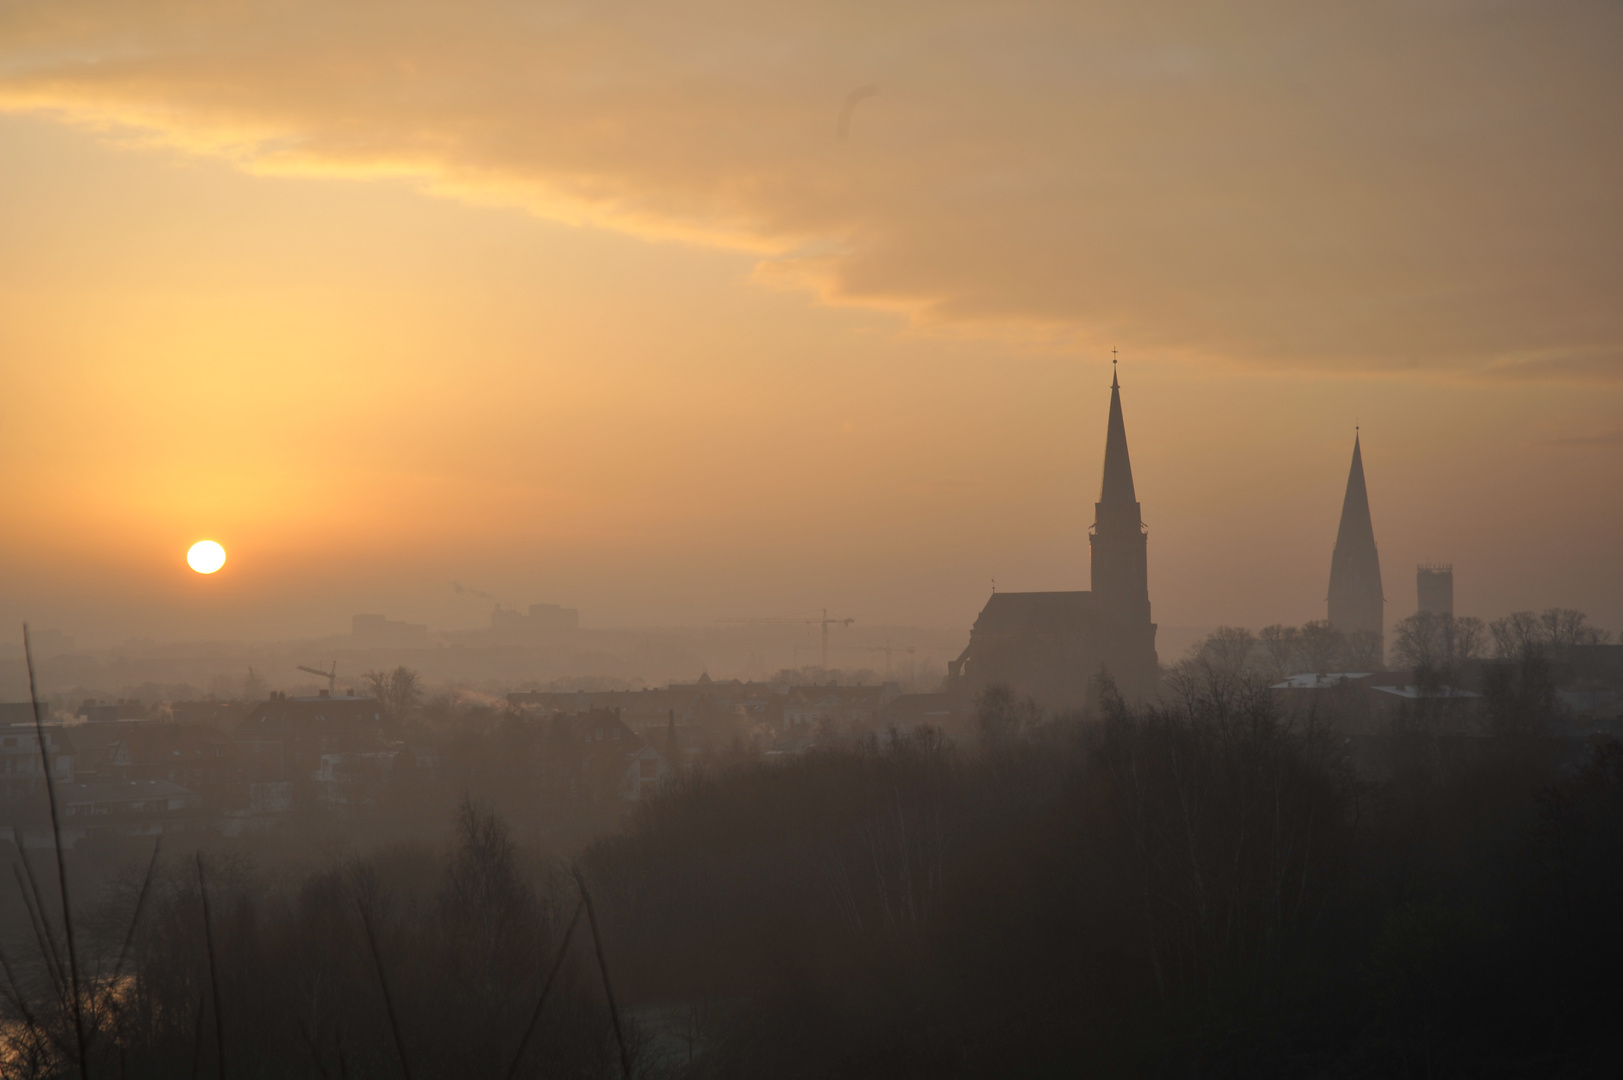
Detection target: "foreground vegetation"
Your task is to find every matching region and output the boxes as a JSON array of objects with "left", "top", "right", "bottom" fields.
[{"left": 3, "top": 667, "right": 1621, "bottom": 1077}]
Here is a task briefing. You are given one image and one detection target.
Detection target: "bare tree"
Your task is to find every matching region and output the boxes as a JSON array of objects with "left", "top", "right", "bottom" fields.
[
  {"left": 1450, "top": 615, "right": 1487, "bottom": 662},
  {"left": 1341, "top": 629, "right": 1383, "bottom": 672},
  {"left": 1393, "top": 612, "right": 1484, "bottom": 691},
  {"left": 1491, "top": 611, "right": 1543, "bottom": 660},
  {"left": 1298, "top": 621, "right": 1345, "bottom": 675},
  {"left": 364, "top": 666, "right": 423, "bottom": 721},
  {"left": 1392, "top": 613, "right": 1446, "bottom": 674},
  {"left": 1198, "top": 626, "right": 1257, "bottom": 675},
  {"left": 1395, "top": 610, "right": 1486, "bottom": 685},
  {"left": 976, "top": 683, "right": 1040, "bottom": 752},
  {"left": 1539, "top": 608, "right": 1611, "bottom": 649},
  {"left": 1257, "top": 624, "right": 1300, "bottom": 678}
]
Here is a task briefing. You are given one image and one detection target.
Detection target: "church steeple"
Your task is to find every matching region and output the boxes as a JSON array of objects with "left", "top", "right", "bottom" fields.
[
  {"left": 1327, "top": 432, "right": 1384, "bottom": 647},
  {"left": 1100, "top": 363, "right": 1138, "bottom": 506},
  {"left": 1090, "top": 356, "right": 1150, "bottom": 622}
]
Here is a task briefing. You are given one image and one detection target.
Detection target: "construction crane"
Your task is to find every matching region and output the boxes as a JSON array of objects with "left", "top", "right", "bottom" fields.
[
  {"left": 296, "top": 661, "right": 337, "bottom": 695},
  {"left": 718, "top": 608, "right": 855, "bottom": 670},
  {"left": 848, "top": 640, "right": 915, "bottom": 678}
]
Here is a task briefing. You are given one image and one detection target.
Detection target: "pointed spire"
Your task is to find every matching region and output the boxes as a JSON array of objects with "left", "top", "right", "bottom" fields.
[
  {"left": 1091, "top": 354, "right": 1150, "bottom": 622},
  {"left": 1328, "top": 431, "right": 1385, "bottom": 642},
  {"left": 1100, "top": 362, "right": 1137, "bottom": 505},
  {"left": 1334, "top": 434, "right": 1375, "bottom": 555}
]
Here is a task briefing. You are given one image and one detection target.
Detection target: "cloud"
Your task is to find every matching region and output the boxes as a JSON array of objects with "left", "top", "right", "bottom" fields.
[
  {"left": 2, "top": 0, "right": 1620, "bottom": 375},
  {"left": 1482, "top": 351, "right": 1623, "bottom": 384}
]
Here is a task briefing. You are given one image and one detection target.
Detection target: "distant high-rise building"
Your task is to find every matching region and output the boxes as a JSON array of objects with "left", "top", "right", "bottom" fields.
[
  {"left": 1327, "top": 433, "right": 1385, "bottom": 648},
  {"left": 352, "top": 613, "right": 429, "bottom": 647},
  {"left": 491, "top": 603, "right": 580, "bottom": 636},
  {"left": 948, "top": 363, "right": 1159, "bottom": 706},
  {"left": 1417, "top": 564, "right": 1453, "bottom": 618}
]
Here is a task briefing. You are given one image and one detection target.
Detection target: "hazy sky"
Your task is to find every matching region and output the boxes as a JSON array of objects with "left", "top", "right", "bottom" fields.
[{"left": 2, "top": 0, "right": 1620, "bottom": 645}]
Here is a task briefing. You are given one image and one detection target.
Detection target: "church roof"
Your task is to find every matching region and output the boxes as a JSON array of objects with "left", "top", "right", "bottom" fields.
[
  {"left": 1100, "top": 366, "right": 1138, "bottom": 505},
  {"left": 973, "top": 591, "right": 1094, "bottom": 634}
]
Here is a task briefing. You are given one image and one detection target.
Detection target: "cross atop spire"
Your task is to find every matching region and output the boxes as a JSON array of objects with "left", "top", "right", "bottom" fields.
[{"left": 1111, "top": 346, "right": 1119, "bottom": 389}]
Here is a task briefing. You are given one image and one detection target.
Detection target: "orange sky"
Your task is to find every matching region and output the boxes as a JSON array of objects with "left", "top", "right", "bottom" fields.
[{"left": 2, "top": 1, "right": 1620, "bottom": 646}]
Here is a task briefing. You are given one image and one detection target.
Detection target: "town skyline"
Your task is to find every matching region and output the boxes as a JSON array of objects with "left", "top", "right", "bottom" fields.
[
  {"left": 3, "top": 1, "right": 1620, "bottom": 646},
  {"left": 6, "top": 337, "right": 1617, "bottom": 647},
  {"left": 2, "top": 6, "right": 1619, "bottom": 1074}
]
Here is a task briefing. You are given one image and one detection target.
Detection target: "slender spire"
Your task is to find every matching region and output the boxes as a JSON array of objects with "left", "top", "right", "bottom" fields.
[
  {"left": 1100, "top": 355, "right": 1136, "bottom": 505},
  {"left": 1091, "top": 352, "right": 1150, "bottom": 623},
  {"left": 1327, "top": 431, "right": 1384, "bottom": 641},
  {"left": 1334, "top": 434, "right": 1375, "bottom": 553}
]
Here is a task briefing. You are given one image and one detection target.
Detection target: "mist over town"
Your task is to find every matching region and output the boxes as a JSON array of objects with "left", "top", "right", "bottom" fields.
[{"left": 2, "top": 2, "right": 1620, "bottom": 1076}]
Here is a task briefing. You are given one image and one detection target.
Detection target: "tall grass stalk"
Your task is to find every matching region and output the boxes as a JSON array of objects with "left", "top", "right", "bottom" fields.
[
  {"left": 504, "top": 897, "right": 584, "bottom": 1080},
  {"left": 572, "top": 867, "right": 632, "bottom": 1079},
  {"left": 196, "top": 855, "right": 226, "bottom": 1080},
  {"left": 24, "top": 623, "right": 88, "bottom": 1080},
  {"left": 11, "top": 860, "right": 66, "bottom": 1005},
  {"left": 357, "top": 901, "right": 414, "bottom": 1080}
]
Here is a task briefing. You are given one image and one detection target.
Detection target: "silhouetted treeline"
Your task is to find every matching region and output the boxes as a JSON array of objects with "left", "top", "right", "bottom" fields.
[
  {"left": 578, "top": 671, "right": 1621, "bottom": 1076},
  {"left": 4, "top": 671, "right": 1621, "bottom": 1076},
  {"left": 1189, "top": 606, "right": 1612, "bottom": 684},
  {"left": 4, "top": 802, "right": 622, "bottom": 1077}
]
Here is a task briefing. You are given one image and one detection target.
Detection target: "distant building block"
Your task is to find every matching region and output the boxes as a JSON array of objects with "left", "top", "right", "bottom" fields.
[{"left": 1417, "top": 564, "right": 1454, "bottom": 618}]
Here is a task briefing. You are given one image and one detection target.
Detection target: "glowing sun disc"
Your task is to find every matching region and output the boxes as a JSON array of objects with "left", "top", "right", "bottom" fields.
[{"left": 187, "top": 540, "right": 226, "bottom": 574}]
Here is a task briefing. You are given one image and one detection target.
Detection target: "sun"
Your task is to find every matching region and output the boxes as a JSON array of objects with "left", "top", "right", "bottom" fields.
[{"left": 187, "top": 540, "right": 227, "bottom": 574}]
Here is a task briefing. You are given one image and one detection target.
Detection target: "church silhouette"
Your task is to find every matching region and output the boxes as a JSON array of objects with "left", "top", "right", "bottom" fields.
[{"left": 948, "top": 361, "right": 1160, "bottom": 708}]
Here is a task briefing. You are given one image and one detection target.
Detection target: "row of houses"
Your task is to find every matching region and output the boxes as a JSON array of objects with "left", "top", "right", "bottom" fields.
[
  {"left": 0, "top": 691, "right": 391, "bottom": 847},
  {"left": 1268, "top": 671, "right": 1486, "bottom": 732},
  {"left": 0, "top": 720, "right": 196, "bottom": 848},
  {"left": 1269, "top": 663, "right": 1622, "bottom": 737},
  {"left": 0, "top": 685, "right": 701, "bottom": 847},
  {"left": 507, "top": 674, "right": 963, "bottom": 750}
]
